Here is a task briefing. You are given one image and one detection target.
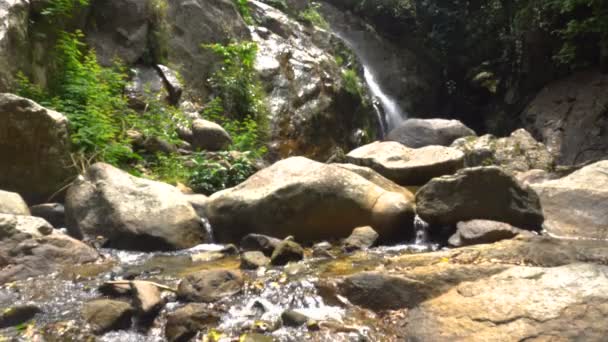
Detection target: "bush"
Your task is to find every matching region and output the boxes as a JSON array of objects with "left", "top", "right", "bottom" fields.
[
  {"left": 298, "top": 3, "right": 329, "bottom": 29},
  {"left": 188, "top": 152, "right": 257, "bottom": 195},
  {"left": 233, "top": 0, "right": 253, "bottom": 25},
  {"left": 342, "top": 69, "right": 364, "bottom": 97}
]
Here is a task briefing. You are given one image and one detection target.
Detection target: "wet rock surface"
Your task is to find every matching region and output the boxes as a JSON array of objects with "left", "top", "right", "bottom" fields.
[
  {"left": 82, "top": 299, "right": 134, "bottom": 334},
  {"left": 177, "top": 269, "right": 244, "bottom": 302},
  {"left": 448, "top": 220, "right": 534, "bottom": 247}
]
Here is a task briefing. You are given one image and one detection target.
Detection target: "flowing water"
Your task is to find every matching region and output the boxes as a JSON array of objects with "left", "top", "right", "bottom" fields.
[{"left": 0, "top": 236, "right": 438, "bottom": 341}]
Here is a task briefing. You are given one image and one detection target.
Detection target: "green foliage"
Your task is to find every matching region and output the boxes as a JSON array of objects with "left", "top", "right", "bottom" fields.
[
  {"left": 298, "top": 3, "right": 329, "bottom": 29},
  {"left": 40, "top": 0, "right": 89, "bottom": 19},
  {"left": 146, "top": 0, "right": 170, "bottom": 64},
  {"left": 188, "top": 152, "right": 257, "bottom": 195},
  {"left": 342, "top": 69, "right": 364, "bottom": 97},
  {"left": 233, "top": 0, "right": 253, "bottom": 25},
  {"left": 203, "top": 41, "right": 269, "bottom": 155},
  {"left": 148, "top": 153, "right": 191, "bottom": 185}
]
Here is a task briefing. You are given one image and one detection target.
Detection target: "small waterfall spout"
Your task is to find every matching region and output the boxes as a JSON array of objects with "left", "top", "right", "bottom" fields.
[{"left": 414, "top": 215, "right": 430, "bottom": 245}]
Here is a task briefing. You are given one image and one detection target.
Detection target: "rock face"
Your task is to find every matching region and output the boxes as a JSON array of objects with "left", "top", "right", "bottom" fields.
[
  {"left": 191, "top": 119, "right": 232, "bottom": 151},
  {"left": 0, "top": 1, "right": 29, "bottom": 91},
  {"left": 448, "top": 220, "right": 533, "bottom": 247},
  {"left": 531, "top": 161, "right": 608, "bottom": 239},
  {"left": 177, "top": 270, "right": 243, "bottom": 302},
  {"left": 416, "top": 167, "right": 544, "bottom": 230},
  {"left": 405, "top": 263, "right": 608, "bottom": 341},
  {"left": 451, "top": 129, "right": 554, "bottom": 174},
  {"left": 0, "top": 214, "right": 99, "bottom": 284},
  {"left": 249, "top": 1, "right": 378, "bottom": 161},
  {"left": 167, "top": 0, "right": 250, "bottom": 100},
  {"left": 386, "top": 119, "right": 476, "bottom": 148},
  {"left": 65, "top": 163, "right": 208, "bottom": 251},
  {"left": 346, "top": 141, "right": 465, "bottom": 186},
  {"left": 0, "top": 94, "right": 73, "bottom": 204},
  {"left": 85, "top": 0, "right": 149, "bottom": 66},
  {"left": 206, "top": 157, "right": 416, "bottom": 242},
  {"left": 82, "top": 299, "right": 134, "bottom": 334},
  {"left": 522, "top": 70, "right": 608, "bottom": 165},
  {"left": 0, "top": 190, "right": 29, "bottom": 215}
]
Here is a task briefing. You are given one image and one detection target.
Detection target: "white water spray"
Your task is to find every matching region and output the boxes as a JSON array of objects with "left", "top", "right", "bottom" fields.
[{"left": 362, "top": 66, "right": 404, "bottom": 130}]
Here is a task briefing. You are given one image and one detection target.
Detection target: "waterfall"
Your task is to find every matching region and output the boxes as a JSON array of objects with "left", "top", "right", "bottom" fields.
[
  {"left": 201, "top": 217, "right": 214, "bottom": 243},
  {"left": 414, "top": 215, "right": 430, "bottom": 245},
  {"left": 362, "top": 66, "right": 404, "bottom": 130}
]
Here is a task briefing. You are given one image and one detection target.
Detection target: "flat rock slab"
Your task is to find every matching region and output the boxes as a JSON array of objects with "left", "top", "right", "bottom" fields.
[{"left": 346, "top": 141, "right": 464, "bottom": 186}]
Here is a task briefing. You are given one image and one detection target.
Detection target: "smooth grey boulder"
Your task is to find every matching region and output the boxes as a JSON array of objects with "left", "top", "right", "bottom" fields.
[
  {"left": 65, "top": 163, "right": 208, "bottom": 250},
  {"left": 0, "top": 190, "right": 29, "bottom": 215},
  {"left": 0, "top": 94, "right": 73, "bottom": 204},
  {"left": 386, "top": 118, "right": 476, "bottom": 148},
  {"left": 346, "top": 141, "right": 465, "bottom": 185},
  {"left": 206, "top": 157, "right": 416, "bottom": 242},
  {"left": 191, "top": 119, "right": 232, "bottom": 151},
  {"left": 416, "top": 166, "right": 544, "bottom": 230},
  {"left": 448, "top": 220, "right": 534, "bottom": 247},
  {"left": 531, "top": 161, "right": 608, "bottom": 239}
]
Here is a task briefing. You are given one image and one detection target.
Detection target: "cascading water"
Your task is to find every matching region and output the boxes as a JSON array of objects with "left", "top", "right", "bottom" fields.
[
  {"left": 414, "top": 214, "right": 430, "bottom": 245},
  {"left": 362, "top": 66, "right": 404, "bottom": 132}
]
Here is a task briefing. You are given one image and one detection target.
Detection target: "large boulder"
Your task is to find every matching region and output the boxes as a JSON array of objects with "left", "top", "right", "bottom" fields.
[
  {"left": 405, "top": 264, "right": 608, "bottom": 341},
  {"left": 531, "top": 161, "right": 608, "bottom": 239},
  {"left": 0, "top": 190, "right": 29, "bottom": 215},
  {"left": 65, "top": 163, "right": 208, "bottom": 251},
  {"left": 0, "top": 214, "right": 99, "bottom": 284},
  {"left": 416, "top": 166, "right": 544, "bottom": 230},
  {"left": 165, "top": 304, "right": 221, "bottom": 342},
  {"left": 451, "top": 129, "right": 555, "bottom": 174},
  {"left": 0, "top": 1, "right": 29, "bottom": 91},
  {"left": 345, "top": 141, "right": 465, "bottom": 186},
  {"left": 0, "top": 94, "right": 73, "bottom": 204},
  {"left": 386, "top": 118, "right": 476, "bottom": 148},
  {"left": 205, "top": 157, "right": 416, "bottom": 242},
  {"left": 82, "top": 299, "right": 134, "bottom": 335},
  {"left": 166, "top": 0, "right": 250, "bottom": 100},
  {"left": 522, "top": 70, "right": 608, "bottom": 165}
]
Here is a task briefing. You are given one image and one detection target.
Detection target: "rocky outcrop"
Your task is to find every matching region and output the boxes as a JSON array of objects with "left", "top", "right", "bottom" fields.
[
  {"left": 65, "top": 163, "right": 208, "bottom": 250},
  {"left": 250, "top": 1, "right": 378, "bottom": 160},
  {"left": 0, "top": 214, "right": 99, "bottom": 284},
  {"left": 416, "top": 166, "right": 544, "bottom": 230},
  {"left": 522, "top": 70, "right": 608, "bottom": 165},
  {"left": 0, "top": 94, "right": 73, "bottom": 204},
  {"left": 191, "top": 119, "right": 232, "bottom": 151},
  {"left": 0, "top": 190, "right": 29, "bottom": 215},
  {"left": 448, "top": 220, "right": 534, "bottom": 247},
  {"left": 387, "top": 119, "right": 476, "bottom": 148},
  {"left": 167, "top": 0, "right": 250, "bottom": 100},
  {"left": 405, "top": 263, "right": 608, "bottom": 341},
  {"left": 0, "top": 1, "right": 29, "bottom": 91},
  {"left": 451, "top": 129, "right": 555, "bottom": 174},
  {"left": 205, "top": 157, "right": 416, "bottom": 242},
  {"left": 531, "top": 161, "right": 608, "bottom": 240},
  {"left": 346, "top": 141, "right": 464, "bottom": 185}
]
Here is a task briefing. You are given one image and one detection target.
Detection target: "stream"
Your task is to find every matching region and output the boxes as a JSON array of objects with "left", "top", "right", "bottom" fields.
[{"left": 0, "top": 230, "right": 437, "bottom": 341}]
